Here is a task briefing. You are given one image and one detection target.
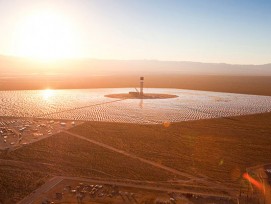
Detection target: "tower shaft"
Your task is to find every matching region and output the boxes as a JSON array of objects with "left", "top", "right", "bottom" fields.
[{"left": 140, "top": 77, "right": 144, "bottom": 96}]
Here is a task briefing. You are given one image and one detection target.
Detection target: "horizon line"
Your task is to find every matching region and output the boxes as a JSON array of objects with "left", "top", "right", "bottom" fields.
[{"left": 0, "top": 54, "right": 270, "bottom": 66}]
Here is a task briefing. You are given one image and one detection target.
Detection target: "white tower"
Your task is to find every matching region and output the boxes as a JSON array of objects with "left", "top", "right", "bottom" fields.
[{"left": 140, "top": 76, "right": 144, "bottom": 96}]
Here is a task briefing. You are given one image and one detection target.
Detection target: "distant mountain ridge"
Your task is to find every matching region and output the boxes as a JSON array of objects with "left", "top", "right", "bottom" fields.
[{"left": 0, "top": 55, "right": 270, "bottom": 76}]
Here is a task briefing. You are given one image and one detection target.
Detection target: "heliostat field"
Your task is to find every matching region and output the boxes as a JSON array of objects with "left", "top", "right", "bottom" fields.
[{"left": 0, "top": 88, "right": 270, "bottom": 124}]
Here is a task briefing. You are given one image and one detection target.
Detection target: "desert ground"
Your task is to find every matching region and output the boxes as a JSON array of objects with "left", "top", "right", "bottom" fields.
[
  {"left": 0, "top": 76, "right": 270, "bottom": 203},
  {"left": 1, "top": 75, "right": 271, "bottom": 96},
  {"left": 0, "top": 112, "right": 270, "bottom": 203}
]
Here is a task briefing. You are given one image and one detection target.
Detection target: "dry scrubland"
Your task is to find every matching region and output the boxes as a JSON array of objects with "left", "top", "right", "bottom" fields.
[
  {"left": 1, "top": 75, "right": 271, "bottom": 96},
  {"left": 0, "top": 168, "right": 47, "bottom": 203},
  {"left": 0, "top": 113, "right": 270, "bottom": 202},
  {"left": 5, "top": 133, "right": 175, "bottom": 181},
  {"left": 0, "top": 132, "right": 176, "bottom": 203},
  {"left": 69, "top": 112, "right": 271, "bottom": 188}
]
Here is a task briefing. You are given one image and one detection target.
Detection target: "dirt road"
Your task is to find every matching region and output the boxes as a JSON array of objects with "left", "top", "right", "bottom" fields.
[{"left": 64, "top": 131, "right": 234, "bottom": 195}]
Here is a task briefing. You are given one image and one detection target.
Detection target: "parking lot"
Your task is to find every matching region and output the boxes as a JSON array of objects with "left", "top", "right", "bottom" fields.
[{"left": 0, "top": 117, "right": 81, "bottom": 150}]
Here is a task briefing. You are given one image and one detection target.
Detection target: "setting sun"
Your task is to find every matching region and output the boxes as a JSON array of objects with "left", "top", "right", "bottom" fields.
[
  {"left": 11, "top": 9, "right": 81, "bottom": 61},
  {"left": 0, "top": 1, "right": 271, "bottom": 203}
]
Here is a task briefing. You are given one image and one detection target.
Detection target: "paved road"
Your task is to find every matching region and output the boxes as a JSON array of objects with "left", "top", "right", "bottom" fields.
[
  {"left": 18, "top": 176, "right": 63, "bottom": 204},
  {"left": 18, "top": 176, "right": 236, "bottom": 204}
]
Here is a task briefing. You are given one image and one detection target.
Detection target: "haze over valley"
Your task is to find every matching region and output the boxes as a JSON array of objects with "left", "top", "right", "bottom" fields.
[{"left": 1, "top": 55, "right": 271, "bottom": 77}]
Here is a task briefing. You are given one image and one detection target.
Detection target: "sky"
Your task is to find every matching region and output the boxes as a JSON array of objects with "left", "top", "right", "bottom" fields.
[{"left": 0, "top": 0, "right": 270, "bottom": 64}]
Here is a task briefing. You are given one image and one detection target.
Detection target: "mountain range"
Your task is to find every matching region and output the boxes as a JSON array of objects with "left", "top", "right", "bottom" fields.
[{"left": 0, "top": 55, "right": 270, "bottom": 77}]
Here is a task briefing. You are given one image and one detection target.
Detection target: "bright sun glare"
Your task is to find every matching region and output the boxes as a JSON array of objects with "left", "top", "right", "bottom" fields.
[
  {"left": 12, "top": 10, "right": 80, "bottom": 61},
  {"left": 42, "top": 89, "right": 55, "bottom": 100}
]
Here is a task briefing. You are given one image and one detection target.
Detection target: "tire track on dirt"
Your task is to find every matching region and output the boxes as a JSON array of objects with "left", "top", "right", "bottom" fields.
[{"left": 64, "top": 130, "right": 234, "bottom": 195}]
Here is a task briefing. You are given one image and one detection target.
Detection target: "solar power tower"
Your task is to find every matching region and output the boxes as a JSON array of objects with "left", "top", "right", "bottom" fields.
[{"left": 140, "top": 77, "right": 144, "bottom": 96}]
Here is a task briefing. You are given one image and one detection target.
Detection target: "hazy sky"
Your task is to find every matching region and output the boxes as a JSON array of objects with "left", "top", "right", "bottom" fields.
[{"left": 0, "top": 0, "right": 270, "bottom": 64}]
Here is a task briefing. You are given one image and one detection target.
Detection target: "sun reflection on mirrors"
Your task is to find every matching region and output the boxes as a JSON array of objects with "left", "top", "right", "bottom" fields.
[
  {"left": 139, "top": 98, "right": 143, "bottom": 109},
  {"left": 42, "top": 89, "right": 55, "bottom": 101}
]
